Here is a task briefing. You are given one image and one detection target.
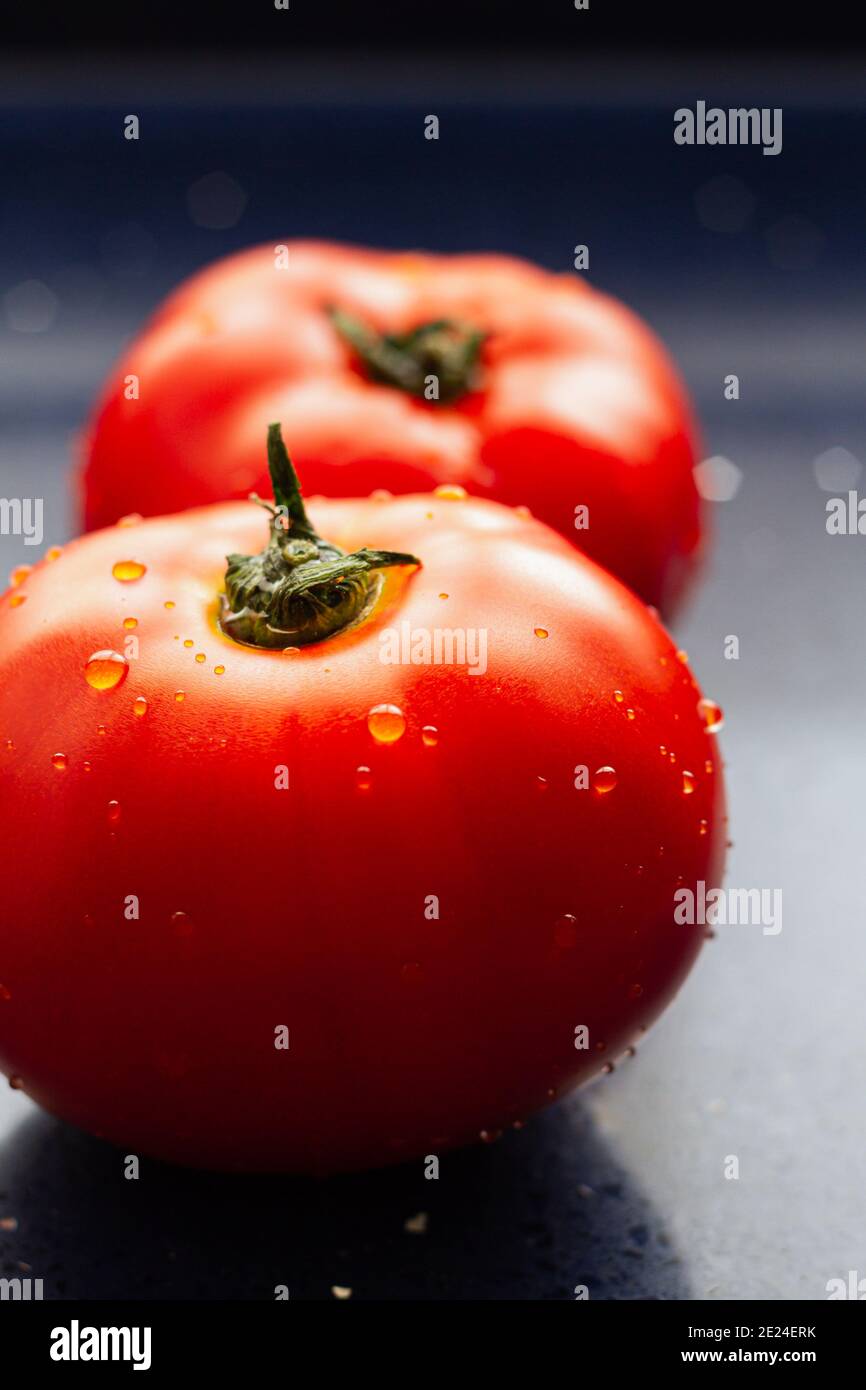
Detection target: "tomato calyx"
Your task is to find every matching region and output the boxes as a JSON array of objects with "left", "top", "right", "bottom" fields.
[
  {"left": 220, "top": 424, "right": 420, "bottom": 650},
  {"left": 328, "top": 307, "right": 485, "bottom": 404}
]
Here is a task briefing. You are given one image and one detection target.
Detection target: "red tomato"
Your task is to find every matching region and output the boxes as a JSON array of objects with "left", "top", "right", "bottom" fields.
[
  {"left": 81, "top": 242, "right": 703, "bottom": 614},
  {"left": 1, "top": 434, "right": 724, "bottom": 1173}
]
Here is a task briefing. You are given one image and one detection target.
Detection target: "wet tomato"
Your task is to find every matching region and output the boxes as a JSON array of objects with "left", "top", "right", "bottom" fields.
[{"left": 1, "top": 430, "right": 724, "bottom": 1173}]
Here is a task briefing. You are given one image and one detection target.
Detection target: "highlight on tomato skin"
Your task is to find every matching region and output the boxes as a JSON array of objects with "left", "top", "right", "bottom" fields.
[
  {"left": 80, "top": 240, "right": 704, "bottom": 617},
  {"left": 0, "top": 432, "right": 726, "bottom": 1175}
]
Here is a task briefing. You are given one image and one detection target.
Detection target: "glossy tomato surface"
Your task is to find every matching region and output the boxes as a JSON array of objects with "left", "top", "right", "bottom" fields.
[
  {"left": 82, "top": 242, "right": 703, "bottom": 613},
  {"left": 0, "top": 491, "right": 724, "bottom": 1173}
]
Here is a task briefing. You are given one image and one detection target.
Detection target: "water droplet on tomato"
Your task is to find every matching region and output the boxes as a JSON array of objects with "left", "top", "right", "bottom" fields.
[
  {"left": 438, "top": 592, "right": 449, "bottom": 600},
  {"left": 629, "top": 983, "right": 644, "bottom": 999},
  {"left": 613, "top": 690, "right": 624, "bottom": 705},
  {"left": 602, "top": 1062, "right": 615, "bottom": 1075},
  {"left": 433, "top": 483, "right": 467, "bottom": 500},
  {"left": 699, "top": 818, "right": 709, "bottom": 836},
  {"left": 705, "top": 758, "right": 714, "bottom": 775},
  {"left": 592, "top": 765, "right": 617, "bottom": 794},
  {"left": 697, "top": 697, "right": 724, "bottom": 732},
  {"left": 45, "top": 546, "right": 63, "bottom": 563},
  {"left": 174, "top": 690, "right": 185, "bottom": 703},
  {"left": 132, "top": 696, "right": 148, "bottom": 718},
  {"left": 5, "top": 739, "right": 13, "bottom": 752},
  {"left": 123, "top": 617, "right": 138, "bottom": 630},
  {"left": 51, "top": 752, "right": 67, "bottom": 770},
  {"left": 164, "top": 600, "right": 175, "bottom": 609},
  {"left": 214, "top": 664, "right": 225, "bottom": 676},
  {"left": 83, "top": 760, "right": 92, "bottom": 773},
  {"left": 355, "top": 765, "right": 372, "bottom": 791},
  {"left": 112, "top": 560, "right": 146, "bottom": 582},
  {"left": 676, "top": 649, "right": 689, "bottom": 664},
  {"left": 97, "top": 723, "right": 107, "bottom": 736},
  {"left": 626, "top": 707, "right": 636, "bottom": 721},
  {"left": 8, "top": 564, "right": 31, "bottom": 587},
  {"left": 107, "top": 800, "right": 121, "bottom": 824},
  {"left": 183, "top": 639, "right": 194, "bottom": 648},
  {"left": 534, "top": 627, "right": 549, "bottom": 639},
  {"left": 9, "top": 1075, "right": 23, "bottom": 1090},
  {"left": 171, "top": 910, "right": 194, "bottom": 937},
  {"left": 8, "top": 594, "right": 26, "bottom": 608},
  {"left": 421, "top": 725, "right": 439, "bottom": 747},
  {"left": 367, "top": 703, "right": 406, "bottom": 743},
  {"left": 195, "top": 652, "right": 206, "bottom": 664},
  {"left": 117, "top": 513, "right": 142, "bottom": 528},
  {"left": 682, "top": 770, "right": 697, "bottom": 795},
  {"left": 84, "top": 650, "right": 129, "bottom": 691},
  {"left": 659, "top": 744, "right": 667, "bottom": 757},
  {"left": 553, "top": 913, "right": 578, "bottom": 948}
]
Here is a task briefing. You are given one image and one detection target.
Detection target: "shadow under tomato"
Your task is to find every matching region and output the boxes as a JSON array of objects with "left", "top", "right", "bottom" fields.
[{"left": 0, "top": 1097, "right": 690, "bottom": 1300}]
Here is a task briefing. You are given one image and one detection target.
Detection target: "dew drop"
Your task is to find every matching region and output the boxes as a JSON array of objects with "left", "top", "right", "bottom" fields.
[
  {"left": 438, "top": 592, "right": 449, "bottom": 600},
  {"left": 171, "top": 910, "right": 194, "bottom": 938},
  {"left": 613, "top": 690, "right": 624, "bottom": 704},
  {"left": 132, "top": 696, "right": 148, "bottom": 717},
  {"left": 659, "top": 744, "right": 667, "bottom": 757},
  {"left": 421, "top": 725, "right": 439, "bottom": 747},
  {"left": 112, "top": 559, "right": 146, "bottom": 582},
  {"left": 164, "top": 600, "right": 175, "bottom": 609},
  {"left": 214, "top": 665, "right": 225, "bottom": 676},
  {"left": 123, "top": 617, "right": 138, "bottom": 630},
  {"left": 84, "top": 650, "right": 129, "bottom": 691},
  {"left": 697, "top": 697, "right": 724, "bottom": 733},
  {"left": 699, "top": 818, "right": 709, "bottom": 836},
  {"left": 625, "top": 707, "right": 636, "bottom": 721},
  {"left": 107, "top": 799, "right": 121, "bottom": 824},
  {"left": 8, "top": 593, "right": 26, "bottom": 608},
  {"left": 51, "top": 752, "right": 67, "bottom": 771},
  {"left": 9, "top": 1075, "right": 23, "bottom": 1090},
  {"left": 367, "top": 703, "right": 406, "bottom": 743},
  {"left": 5, "top": 739, "right": 13, "bottom": 752},
  {"left": 535, "top": 775, "right": 549, "bottom": 791},
  {"left": 355, "top": 765, "right": 372, "bottom": 791},
  {"left": 705, "top": 758, "right": 714, "bottom": 775},
  {"left": 174, "top": 690, "right": 185, "bottom": 703},
  {"left": 83, "top": 760, "right": 92, "bottom": 773},
  {"left": 45, "top": 546, "right": 63, "bottom": 563},
  {"left": 602, "top": 1062, "right": 615, "bottom": 1075},
  {"left": 592, "top": 765, "right": 617, "bottom": 794},
  {"left": 433, "top": 483, "right": 467, "bottom": 500},
  {"left": 195, "top": 652, "right": 206, "bottom": 664},
  {"left": 183, "top": 639, "right": 194, "bottom": 648},
  {"left": 117, "top": 513, "right": 143, "bottom": 528},
  {"left": 676, "top": 649, "right": 689, "bottom": 664},
  {"left": 682, "top": 770, "right": 697, "bottom": 795},
  {"left": 97, "top": 723, "right": 107, "bottom": 736},
  {"left": 8, "top": 564, "right": 31, "bottom": 587},
  {"left": 534, "top": 626, "right": 549, "bottom": 639}
]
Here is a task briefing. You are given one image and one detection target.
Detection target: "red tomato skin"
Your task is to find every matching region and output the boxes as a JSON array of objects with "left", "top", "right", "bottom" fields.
[
  {"left": 81, "top": 243, "right": 703, "bottom": 614},
  {"left": 0, "top": 494, "right": 724, "bottom": 1174}
]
